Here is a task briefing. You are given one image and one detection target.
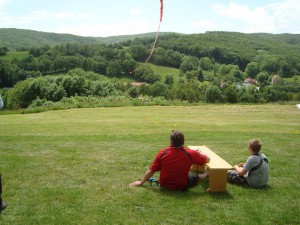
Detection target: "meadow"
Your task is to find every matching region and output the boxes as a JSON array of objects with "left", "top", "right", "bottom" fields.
[
  {"left": 0, "top": 104, "right": 299, "bottom": 225},
  {"left": 0, "top": 51, "right": 29, "bottom": 61},
  {"left": 149, "top": 64, "right": 180, "bottom": 82}
]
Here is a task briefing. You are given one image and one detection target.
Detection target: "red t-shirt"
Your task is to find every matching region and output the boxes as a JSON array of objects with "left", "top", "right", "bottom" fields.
[{"left": 149, "top": 146, "right": 208, "bottom": 190}]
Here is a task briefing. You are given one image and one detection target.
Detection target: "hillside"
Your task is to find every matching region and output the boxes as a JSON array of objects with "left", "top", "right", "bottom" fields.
[
  {"left": 1, "top": 29, "right": 300, "bottom": 110},
  {"left": 0, "top": 28, "right": 174, "bottom": 50},
  {"left": 0, "top": 28, "right": 99, "bottom": 50},
  {"left": 156, "top": 32, "right": 300, "bottom": 63},
  {"left": 1, "top": 29, "right": 300, "bottom": 65},
  {"left": 255, "top": 33, "right": 300, "bottom": 46}
]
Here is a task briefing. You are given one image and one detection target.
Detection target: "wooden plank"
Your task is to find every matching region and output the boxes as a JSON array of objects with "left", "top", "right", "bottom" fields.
[{"left": 188, "top": 146, "right": 232, "bottom": 169}]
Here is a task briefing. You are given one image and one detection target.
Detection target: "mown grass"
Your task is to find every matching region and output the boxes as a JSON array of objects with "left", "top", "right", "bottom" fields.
[
  {"left": 149, "top": 63, "right": 215, "bottom": 83},
  {"left": 149, "top": 64, "right": 180, "bottom": 82},
  {"left": 0, "top": 51, "right": 29, "bottom": 61},
  {"left": 284, "top": 75, "right": 300, "bottom": 84},
  {"left": 0, "top": 105, "right": 299, "bottom": 225}
]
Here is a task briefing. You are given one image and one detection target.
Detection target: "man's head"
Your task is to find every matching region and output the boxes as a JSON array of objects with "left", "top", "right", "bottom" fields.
[
  {"left": 170, "top": 130, "right": 184, "bottom": 147},
  {"left": 248, "top": 139, "right": 262, "bottom": 153}
]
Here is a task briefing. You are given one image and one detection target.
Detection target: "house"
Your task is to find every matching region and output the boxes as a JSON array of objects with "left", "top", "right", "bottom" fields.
[
  {"left": 131, "top": 82, "right": 146, "bottom": 87},
  {"left": 242, "top": 77, "right": 257, "bottom": 87},
  {"left": 236, "top": 77, "right": 259, "bottom": 90}
]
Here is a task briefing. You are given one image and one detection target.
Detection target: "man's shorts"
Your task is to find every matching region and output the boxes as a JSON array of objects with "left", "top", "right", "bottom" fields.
[{"left": 186, "top": 173, "right": 199, "bottom": 189}]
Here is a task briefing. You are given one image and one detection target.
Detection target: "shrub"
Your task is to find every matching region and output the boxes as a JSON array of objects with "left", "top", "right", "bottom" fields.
[
  {"left": 223, "top": 86, "right": 238, "bottom": 103},
  {"left": 205, "top": 85, "right": 223, "bottom": 103}
]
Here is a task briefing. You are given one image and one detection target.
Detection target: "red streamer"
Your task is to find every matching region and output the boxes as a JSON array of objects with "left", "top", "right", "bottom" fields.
[
  {"left": 145, "top": 0, "right": 164, "bottom": 63},
  {"left": 160, "top": 0, "right": 164, "bottom": 22}
]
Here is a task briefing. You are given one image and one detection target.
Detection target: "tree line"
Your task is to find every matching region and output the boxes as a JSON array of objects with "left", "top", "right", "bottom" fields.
[
  {"left": 1, "top": 33, "right": 300, "bottom": 110},
  {"left": 2, "top": 67, "right": 299, "bottom": 110}
]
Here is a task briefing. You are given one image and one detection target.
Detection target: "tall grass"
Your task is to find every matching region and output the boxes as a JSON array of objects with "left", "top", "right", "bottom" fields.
[
  {"left": 0, "top": 105, "right": 299, "bottom": 224},
  {"left": 20, "top": 95, "right": 191, "bottom": 114}
]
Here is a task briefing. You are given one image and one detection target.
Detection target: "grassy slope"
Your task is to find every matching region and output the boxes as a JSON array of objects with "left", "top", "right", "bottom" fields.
[
  {"left": 149, "top": 64, "right": 180, "bottom": 82},
  {"left": 0, "top": 51, "right": 29, "bottom": 61},
  {"left": 149, "top": 63, "right": 213, "bottom": 83},
  {"left": 284, "top": 75, "right": 300, "bottom": 84},
  {"left": 0, "top": 105, "right": 299, "bottom": 225}
]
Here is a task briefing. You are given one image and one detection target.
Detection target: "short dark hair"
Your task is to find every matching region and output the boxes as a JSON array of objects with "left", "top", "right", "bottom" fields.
[
  {"left": 248, "top": 139, "right": 262, "bottom": 153},
  {"left": 170, "top": 130, "right": 184, "bottom": 147}
]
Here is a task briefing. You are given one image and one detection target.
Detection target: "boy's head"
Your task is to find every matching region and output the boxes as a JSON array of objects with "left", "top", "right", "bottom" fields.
[
  {"left": 248, "top": 139, "right": 262, "bottom": 153},
  {"left": 170, "top": 130, "right": 184, "bottom": 147}
]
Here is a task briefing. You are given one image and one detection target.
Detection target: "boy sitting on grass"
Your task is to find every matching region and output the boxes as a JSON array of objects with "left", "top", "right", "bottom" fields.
[{"left": 227, "top": 139, "right": 269, "bottom": 188}]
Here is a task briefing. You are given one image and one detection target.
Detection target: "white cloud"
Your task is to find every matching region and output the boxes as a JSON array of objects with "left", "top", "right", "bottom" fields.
[
  {"left": 54, "top": 12, "right": 74, "bottom": 19},
  {"left": 193, "top": 20, "right": 218, "bottom": 32},
  {"left": 77, "top": 13, "right": 91, "bottom": 20},
  {"left": 0, "top": 9, "right": 91, "bottom": 27},
  {"left": 130, "top": 8, "right": 142, "bottom": 16},
  {"left": 213, "top": 2, "right": 250, "bottom": 19},
  {"left": 211, "top": 0, "right": 300, "bottom": 33},
  {"left": 213, "top": 2, "right": 275, "bottom": 33},
  {"left": 54, "top": 12, "right": 91, "bottom": 20},
  {"left": 265, "top": 0, "right": 300, "bottom": 33},
  {"left": 0, "top": 10, "right": 50, "bottom": 26},
  {"left": 54, "top": 20, "right": 151, "bottom": 37},
  {"left": 0, "top": 0, "right": 10, "bottom": 9}
]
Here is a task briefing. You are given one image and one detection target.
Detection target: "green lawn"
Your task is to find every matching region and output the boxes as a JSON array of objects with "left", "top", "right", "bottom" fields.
[
  {"left": 149, "top": 64, "right": 180, "bottom": 82},
  {"left": 0, "top": 51, "right": 29, "bottom": 61},
  {"left": 284, "top": 75, "right": 300, "bottom": 84},
  {"left": 0, "top": 105, "right": 299, "bottom": 225}
]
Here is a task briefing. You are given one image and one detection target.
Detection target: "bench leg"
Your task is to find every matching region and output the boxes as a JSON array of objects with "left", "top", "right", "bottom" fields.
[{"left": 207, "top": 169, "right": 228, "bottom": 192}]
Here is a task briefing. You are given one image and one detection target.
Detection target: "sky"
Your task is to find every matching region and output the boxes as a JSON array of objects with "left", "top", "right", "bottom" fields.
[{"left": 0, "top": 0, "right": 299, "bottom": 37}]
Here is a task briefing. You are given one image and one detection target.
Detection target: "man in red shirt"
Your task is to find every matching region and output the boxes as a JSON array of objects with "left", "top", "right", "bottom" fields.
[{"left": 130, "top": 130, "right": 210, "bottom": 191}]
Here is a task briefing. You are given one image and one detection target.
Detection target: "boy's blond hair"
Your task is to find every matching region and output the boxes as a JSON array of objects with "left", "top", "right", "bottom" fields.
[{"left": 248, "top": 139, "right": 262, "bottom": 153}]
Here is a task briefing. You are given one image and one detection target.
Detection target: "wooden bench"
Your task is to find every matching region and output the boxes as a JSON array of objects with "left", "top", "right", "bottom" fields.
[{"left": 188, "top": 145, "right": 233, "bottom": 192}]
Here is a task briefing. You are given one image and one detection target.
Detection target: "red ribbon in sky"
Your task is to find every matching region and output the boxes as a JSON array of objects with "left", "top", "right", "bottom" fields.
[
  {"left": 160, "top": 0, "right": 164, "bottom": 22},
  {"left": 145, "top": 0, "right": 164, "bottom": 63}
]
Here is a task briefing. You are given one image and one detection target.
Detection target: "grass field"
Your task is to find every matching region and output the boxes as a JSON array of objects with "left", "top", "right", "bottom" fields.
[
  {"left": 149, "top": 64, "right": 180, "bottom": 82},
  {"left": 0, "top": 105, "right": 299, "bottom": 225},
  {"left": 0, "top": 51, "right": 29, "bottom": 61},
  {"left": 284, "top": 75, "right": 300, "bottom": 84}
]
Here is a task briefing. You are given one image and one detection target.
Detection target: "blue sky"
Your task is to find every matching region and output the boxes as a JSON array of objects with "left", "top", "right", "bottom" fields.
[{"left": 0, "top": 0, "right": 299, "bottom": 37}]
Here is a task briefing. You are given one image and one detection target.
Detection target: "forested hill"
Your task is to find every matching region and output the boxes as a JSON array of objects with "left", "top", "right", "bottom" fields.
[
  {"left": 1, "top": 28, "right": 300, "bottom": 56},
  {"left": 155, "top": 32, "right": 300, "bottom": 64},
  {"left": 1, "top": 29, "right": 300, "bottom": 110},
  {"left": 0, "top": 28, "right": 98, "bottom": 50},
  {"left": 255, "top": 33, "right": 300, "bottom": 46},
  {"left": 0, "top": 28, "right": 168, "bottom": 50}
]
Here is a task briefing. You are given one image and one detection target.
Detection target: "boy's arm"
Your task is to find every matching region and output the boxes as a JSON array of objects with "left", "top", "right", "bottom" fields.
[
  {"left": 234, "top": 164, "right": 248, "bottom": 176},
  {"left": 130, "top": 169, "right": 155, "bottom": 187}
]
